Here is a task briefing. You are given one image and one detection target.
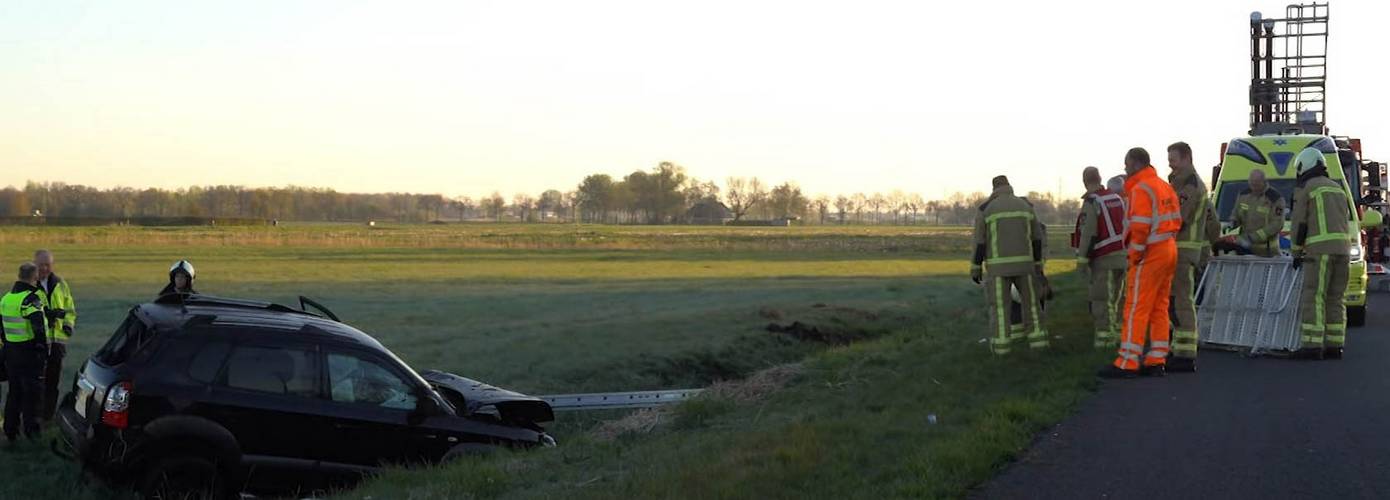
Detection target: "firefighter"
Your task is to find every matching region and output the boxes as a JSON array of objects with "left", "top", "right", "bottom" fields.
[
  {"left": 33, "top": 249, "right": 76, "bottom": 422},
  {"left": 160, "top": 260, "right": 197, "bottom": 296},
  {"left": 1290, "top": 148, "right": 1351, "bottom": 360},
  {"left": 971, "top": 175, "right": 1049, "bottom": 355},
  {"left": 1099, "top": 148, "right": 1182, "bottom": 378},
  {"left": 1166, "top": 142, "right": 1219, "bottom": 372},
  {"left": 1, "top": 262, "right": 48, "bottom": 442},
  {"left": 1073, "top": 167, "right": 1127, "bottom": 348},
  {"left": 1230, "top": 169, "right": 1286, "bottom": 257}
]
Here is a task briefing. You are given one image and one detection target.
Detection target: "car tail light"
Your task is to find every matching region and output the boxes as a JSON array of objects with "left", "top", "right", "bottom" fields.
[{"left": 102, "top": 382, "right": 132, "bottom": 429}]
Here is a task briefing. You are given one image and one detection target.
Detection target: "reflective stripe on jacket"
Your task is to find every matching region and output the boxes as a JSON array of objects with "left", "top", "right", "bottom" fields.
[
  {"left": 1074, "top": 188, "right": 1126, "bottom": 263},
  {"left": 1, "top": 286, "right": 45, "bottom": 344},
  {"left": 37, "top": 275, "right": 75, "bottom": 342},
  {"left": 1170, "top": 168, "right": 1215, "bottom": 254},
  {"left": 1233, "top": 189, "right": 1285, "bottom": 253},
  {"left": 972, "top": 185, "right": 1045, "bottom": 277},
  {"left": 1291, "top": 176, "right": 1352, "bottom": 255},
  {"left": 1124, "top": 166, "right": 1182, "bottom": 260}
]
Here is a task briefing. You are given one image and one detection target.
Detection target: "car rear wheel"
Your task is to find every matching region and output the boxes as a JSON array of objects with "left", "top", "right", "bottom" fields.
[
  {"left": 1348, "top": 305, "right": 1366, "bottom": 327},
  {"left": 139, "top": 454, "right": 231, "bottom": 500}
]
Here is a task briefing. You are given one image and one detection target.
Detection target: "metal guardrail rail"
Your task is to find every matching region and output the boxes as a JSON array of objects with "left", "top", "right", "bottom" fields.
[
  {"left": 540, "top": 389, "right": 704, "bottom": 411},
  {"left": 1197, "top": 255, "right": 1303, "bottom": 353}
]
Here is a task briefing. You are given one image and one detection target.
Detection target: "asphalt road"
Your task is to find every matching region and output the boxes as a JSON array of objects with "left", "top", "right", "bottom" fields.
[{"left": 977, "top": 294, "right": 1390, "bottom": 500}]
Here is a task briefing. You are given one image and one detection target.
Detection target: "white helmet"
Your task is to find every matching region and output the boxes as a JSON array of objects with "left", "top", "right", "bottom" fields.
[
  {"left": 1294, "top": 147, "right": 1326, "bottom": 177},
  {"left": 170, "top": 260, "right": 195, "bottom": 280}
]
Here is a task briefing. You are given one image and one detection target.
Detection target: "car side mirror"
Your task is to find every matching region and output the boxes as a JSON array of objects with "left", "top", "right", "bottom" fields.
[
  {"left": 1360, "top": 210, "right": 1384, "bottom": 230},
  {"left": 409, "top": 394, "right": 439, "bottom": 425}
]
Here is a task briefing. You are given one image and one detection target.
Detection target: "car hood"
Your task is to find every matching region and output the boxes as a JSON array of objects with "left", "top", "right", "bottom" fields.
[{"left": 420, "top": 370, "right": 554, "bottom": 424}]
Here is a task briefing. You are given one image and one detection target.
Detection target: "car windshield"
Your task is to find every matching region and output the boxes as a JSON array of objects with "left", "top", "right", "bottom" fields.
[{"left": 1213, "top": 179, "right": 1298, "bottom": 222}]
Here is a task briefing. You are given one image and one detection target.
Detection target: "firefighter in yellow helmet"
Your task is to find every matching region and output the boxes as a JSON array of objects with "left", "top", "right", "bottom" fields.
[
  {"left": 1290, "top": 148, "right": 1352, "bottom": 360},
  {"left": 971, "top": 175, "right": 1049, "bottom": 355}
]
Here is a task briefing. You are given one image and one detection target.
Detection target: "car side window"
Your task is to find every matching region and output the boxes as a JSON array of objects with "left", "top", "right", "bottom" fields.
[
  {"left": 187, "top": 341, "right": 231, "bottom": 384},
  {"left": 220, "top": 345, "right": 319, "bottom": 398},
  {"left": 326, "top": 352, "right": 417, "bottom": 410}
]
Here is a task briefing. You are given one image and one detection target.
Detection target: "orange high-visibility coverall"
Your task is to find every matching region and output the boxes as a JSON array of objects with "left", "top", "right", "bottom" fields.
[{"left": 1114, "top": 165, "right": 1183, "bottom": 371}]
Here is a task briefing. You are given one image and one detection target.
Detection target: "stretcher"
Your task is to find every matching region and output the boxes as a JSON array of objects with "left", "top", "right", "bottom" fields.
[{"left": 1196, "top": 255, "right": 1303, "bottom": 353}]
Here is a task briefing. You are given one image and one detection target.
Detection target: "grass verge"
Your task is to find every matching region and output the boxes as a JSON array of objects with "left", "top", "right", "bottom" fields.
[{"left": 344, "top": 271, "right": 1105, "bottom": 500}]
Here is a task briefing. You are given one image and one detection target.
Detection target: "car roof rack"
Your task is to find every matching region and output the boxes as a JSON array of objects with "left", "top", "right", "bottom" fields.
[{"left": 154, "top": 293, "right": 323, "bottom": 318}]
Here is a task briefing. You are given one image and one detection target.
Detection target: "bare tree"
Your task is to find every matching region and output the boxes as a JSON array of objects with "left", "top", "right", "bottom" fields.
[
  {"left": 724, "top": 176, "right": 767, "bottom": 222},
  {"left": 852, "top": 193, "right": 867, "bottom": 223},
  {"left": 485, "top": 192, "right": 506, "bottom": 221},
  {"left": 813, "top": 195, "right": 830, "bottom": 225},
  {"left": 868, "top": 193, "right": 886, "bottom": 224},
  {"left": 833, "top": 195, "right": 850, "bottom": 224}
]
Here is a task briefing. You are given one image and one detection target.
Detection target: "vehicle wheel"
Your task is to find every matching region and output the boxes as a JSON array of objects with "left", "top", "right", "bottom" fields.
[
  {"left": 442, "top": 443, "right": 499, "bottom": 462},
  {"left": 1348, "top": 306, "right": 1366, "bottom": 327},
  {"left": 138, "top": 454, "right": 230, "bottom": 500}
]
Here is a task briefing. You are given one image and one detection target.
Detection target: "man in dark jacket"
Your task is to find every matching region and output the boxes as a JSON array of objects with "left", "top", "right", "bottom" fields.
[{"left": 1, "top": 262, "right": 49, "bottom": 442}]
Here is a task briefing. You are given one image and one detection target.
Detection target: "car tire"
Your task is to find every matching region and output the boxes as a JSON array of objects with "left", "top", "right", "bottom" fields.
[
  {"left": 138, "top": 454, "right": 230, "bottom": 500},
  {"left": 1348, "top": 306, "right": 1366, "bottom": 327},
  {"left": 442, "top": 443, "right": 499, "bottom": 462}
]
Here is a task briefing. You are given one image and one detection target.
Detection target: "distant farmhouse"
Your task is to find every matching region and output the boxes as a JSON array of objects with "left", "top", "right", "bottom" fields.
[{"left": 685, "top": 200, "right": 733, "bottom": 225}]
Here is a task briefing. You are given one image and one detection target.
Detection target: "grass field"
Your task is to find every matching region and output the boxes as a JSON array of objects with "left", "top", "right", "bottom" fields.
[{"left": 0, "top": 223, "right": 1105, "bottom": 499}]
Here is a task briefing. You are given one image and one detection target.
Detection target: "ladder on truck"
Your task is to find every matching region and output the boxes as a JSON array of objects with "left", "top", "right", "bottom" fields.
[
  {"left": 1248, "top": 3, "right": 1329, "bottom": 136},
  {"left": 1197, "top": 256, "right": 1304, "bottom": 354}
]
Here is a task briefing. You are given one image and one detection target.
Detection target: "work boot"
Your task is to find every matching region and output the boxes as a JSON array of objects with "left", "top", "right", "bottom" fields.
[
  {"left": 1324, "top": 347, "right": 1344, "bottom": 360},
  {"left": 1097, "top": 365, "right": 1137, "bottom": 379},
  {"left": 1292, "top": 347, "right": 1325, "bottom": 360},
  {"left": 1140, "top": 364, "right": 1166, "bottom": 377},
  {"left": 1167, "top": 357, "right": 1197, "bottom": 373}
]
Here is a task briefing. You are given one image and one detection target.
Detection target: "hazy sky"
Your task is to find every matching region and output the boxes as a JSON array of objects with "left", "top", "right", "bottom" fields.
[{"left": 3, "top": 0, "right": 1388, "bottom": 200}]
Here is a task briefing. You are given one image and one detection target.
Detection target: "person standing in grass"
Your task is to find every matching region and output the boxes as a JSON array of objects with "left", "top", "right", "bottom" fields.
[
  {"left": 33, "top": 249, "right": 76, "bottom": 422},
  {"left": 1071, "top": 167, "right": 1127, "bottom": 349},
  {"left": 1, "top": 262, "right": 49, "bottom": 442},
  {"left": 971, "top": 175, "right": 1049, "bottom": 355},
  {"left": 160, "top": 260, "right": 198, "bottom": 296}
]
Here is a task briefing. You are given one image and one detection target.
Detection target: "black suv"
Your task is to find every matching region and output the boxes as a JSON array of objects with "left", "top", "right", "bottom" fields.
[{"left": 56, "top": 294, "right": 555, "bottom": 498}]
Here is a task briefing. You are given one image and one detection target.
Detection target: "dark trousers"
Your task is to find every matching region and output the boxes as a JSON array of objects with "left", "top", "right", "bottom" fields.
[
  {"left": 5, "top": 345, "right": 47, "bottom": 439},
  {"left": 42, "top": 343, "right": 65, "bottom": 422}
]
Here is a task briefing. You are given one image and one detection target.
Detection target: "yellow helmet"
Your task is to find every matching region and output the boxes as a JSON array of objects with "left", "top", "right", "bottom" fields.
[{"left": 1294, "top": 147, "right": 1326, "bottom": 177}]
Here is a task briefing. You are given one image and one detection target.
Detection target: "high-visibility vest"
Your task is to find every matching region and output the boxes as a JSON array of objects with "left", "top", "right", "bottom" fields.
[
  {"left": 1, "top": 290, "right": 42, "bottom": 343},
  {"left": 36, "top": 276, "right": 75, "bottom": 343},
  {"left": 1124, "top": 166, "right": 1183, "bottom": 257},
  {"left": 1072, "top": 188, "right": 1127, "bottom": 258}
]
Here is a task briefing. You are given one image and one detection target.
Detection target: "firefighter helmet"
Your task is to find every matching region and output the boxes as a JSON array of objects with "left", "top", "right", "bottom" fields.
[
  {"left": 1294, "top": 147, "right": 1326, "bottom": 177},
  {"left": 170, "top": 260, "right": 195, "bottom": 280}
]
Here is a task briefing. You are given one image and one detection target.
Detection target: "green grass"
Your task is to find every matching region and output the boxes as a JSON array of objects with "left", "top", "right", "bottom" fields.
[{"left": 0, "top": 224, "right": 1102, "bottom": 499}]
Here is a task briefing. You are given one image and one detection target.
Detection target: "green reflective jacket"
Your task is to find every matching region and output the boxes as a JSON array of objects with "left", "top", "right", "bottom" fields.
[
  {"left": 1232, "top": 189, "right": 1285, "bottom": 257},
  {"left": 36, "top": 275, "right": 76, "bottom": 343},
  {"left": 971, "top": 185, "right": 1044, "bottom": 277},
  {"left": 1170, "top": 168, "right": 1218, "bottom": 259},
  {"left": 1291, "top": 176, "right": 1351, "bottom": 256},
  {"left": 1, "top": 286, "right": 45, "bottom": 344}
]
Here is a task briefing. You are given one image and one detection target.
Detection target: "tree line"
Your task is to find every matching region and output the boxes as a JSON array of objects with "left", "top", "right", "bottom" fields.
[{"left": 0, "top": 162, "right": 1081, "bottom": 225}]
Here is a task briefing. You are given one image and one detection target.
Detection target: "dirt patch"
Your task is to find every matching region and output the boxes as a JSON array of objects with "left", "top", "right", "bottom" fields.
[
  {"left": 766, "top": 321, "right": 863, "bottom": 345},
  {"left": 702, "top": 363, "right": 804, "bottom": 403},
  {"left": 592, "top": 407, "right": 665, "bottom": 441}
]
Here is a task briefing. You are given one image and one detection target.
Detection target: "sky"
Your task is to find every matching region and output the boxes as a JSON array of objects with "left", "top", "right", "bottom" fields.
[{"left": 2, "top": 0, "right": 1388, "bottom": 201}]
